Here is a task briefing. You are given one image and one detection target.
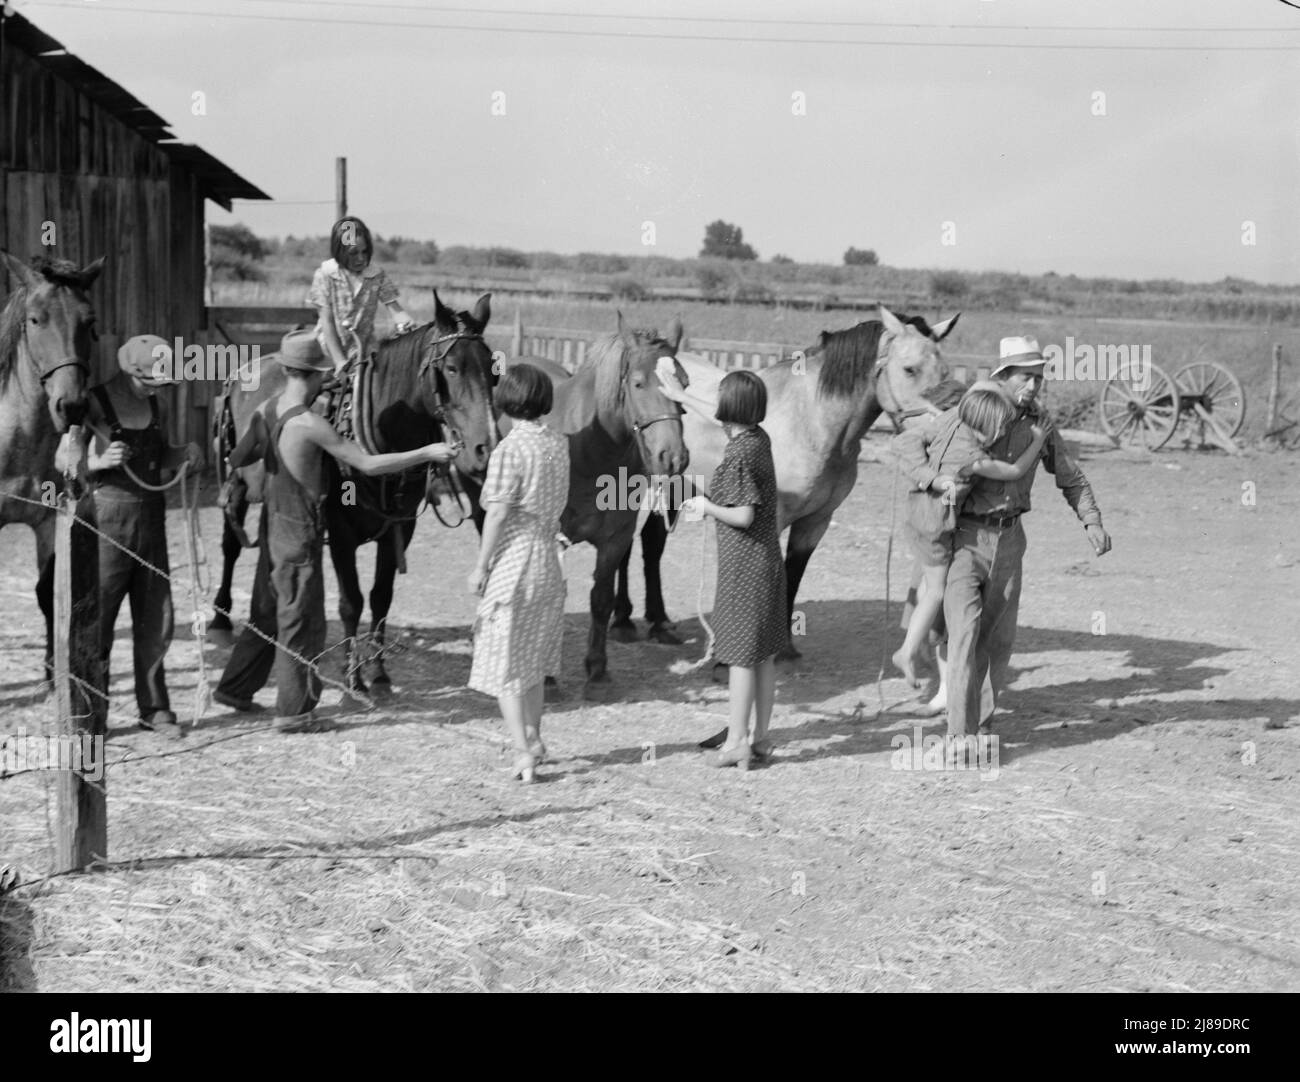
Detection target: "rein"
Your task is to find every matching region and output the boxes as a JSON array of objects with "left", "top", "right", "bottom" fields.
[{"left": 349, "top": 325, "right": 484, "bottom": 534}]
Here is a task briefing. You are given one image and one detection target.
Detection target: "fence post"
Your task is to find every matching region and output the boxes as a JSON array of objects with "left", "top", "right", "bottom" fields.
[
  {"left": 1265, "top": 343, "right": 1282, "bottom": 435},
  {"left": 53, "top": 428, "right": 107, "bottom": 873},
  {"left": 511, "top": 310, "right": 523, "bottom": 357}
]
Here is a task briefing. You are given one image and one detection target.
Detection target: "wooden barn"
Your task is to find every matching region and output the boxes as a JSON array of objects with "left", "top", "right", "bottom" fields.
[{"left": 0, "top": 9, "right": 269, "bottom": 450}]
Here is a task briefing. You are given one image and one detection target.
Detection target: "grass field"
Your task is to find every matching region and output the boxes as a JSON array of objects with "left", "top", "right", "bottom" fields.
[{"left": 218, "top": 275, "right": 1299, "bottom": 439}]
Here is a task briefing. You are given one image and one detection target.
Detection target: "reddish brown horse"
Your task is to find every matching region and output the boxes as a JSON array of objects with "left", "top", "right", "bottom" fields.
[
  {"left": 498, "top": 317, "right": 690, "bottom": 692},
  {"left": 0, "top": 252, "right": 105, "bottom": 676},
  {"left": 212, "top": 292, "right": 498, "bottom": 691}
]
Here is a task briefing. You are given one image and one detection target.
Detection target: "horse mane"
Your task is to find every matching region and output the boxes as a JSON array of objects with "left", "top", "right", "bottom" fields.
[
  {"left": 0, "top": 258, "right": 97, "bottom": 384},
  {"left": 0, "top": 288, "right": 25, "bottom": 384},
  {"left": 375, "top": 320, "right": 428, "bottom": 372},
  {"left": 815, "top": 313, "right": 936, "bottom": 399},
  {"left": 588, "top": 326, "right": 670, "bottom": 415}
]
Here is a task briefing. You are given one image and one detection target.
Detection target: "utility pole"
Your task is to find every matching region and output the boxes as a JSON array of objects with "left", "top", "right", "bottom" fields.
[{"left": 335, "top": 157, "right": 347, "bottom": 221}]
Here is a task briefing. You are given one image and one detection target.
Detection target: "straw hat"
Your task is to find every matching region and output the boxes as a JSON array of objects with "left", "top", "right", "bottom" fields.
[
  {"left": 276, "top": 327, "right": 332, "bottom": 372},
  {"left": 991, "top": 335, "right": 1046, "bottom": 378}
]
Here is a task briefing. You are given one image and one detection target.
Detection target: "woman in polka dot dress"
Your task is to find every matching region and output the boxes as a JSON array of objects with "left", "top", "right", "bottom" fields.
[{"left": 665, "top": 369, "right": 787, "bottom": 770}]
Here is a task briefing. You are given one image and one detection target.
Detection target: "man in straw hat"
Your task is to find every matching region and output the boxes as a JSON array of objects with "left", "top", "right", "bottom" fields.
[
  {"left": 214, "top": 328, "right": 459, "bottom": 732},
  {"left": 896, "top": 335, "right": 1111, "bottom": 759},
  {"left": 84, "top": 334, "right": 203, "bottom": 738}
]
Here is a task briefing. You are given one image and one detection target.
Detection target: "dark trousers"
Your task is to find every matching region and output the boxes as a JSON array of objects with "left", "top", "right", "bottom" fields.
[
  {"left": 218, "top": 505, "right": 326, "bottom": 717},
  {"left": 97, "top": 493, "right": 173, "bottom": 717}
]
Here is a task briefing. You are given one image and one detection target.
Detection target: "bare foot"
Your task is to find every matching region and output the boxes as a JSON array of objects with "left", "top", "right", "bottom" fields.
[{"left": 892, "top": 648, "right": 921, "bottom": 688}]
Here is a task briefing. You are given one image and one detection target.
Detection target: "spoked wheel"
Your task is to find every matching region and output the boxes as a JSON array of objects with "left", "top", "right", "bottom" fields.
[
  {"left": 1174, "top": 361, "right": 1245, "bottom": 441},
  {"left": 1098, "top": 361, "right": 1180, "bottom": 450}
]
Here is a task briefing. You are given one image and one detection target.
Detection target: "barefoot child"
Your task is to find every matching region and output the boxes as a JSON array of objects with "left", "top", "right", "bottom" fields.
[
  {"left": 665, "top": 368, "right": 786, "bottom": 770},
  {"left": 892, "top": 382, "right": 1050, "bottom": 686}
]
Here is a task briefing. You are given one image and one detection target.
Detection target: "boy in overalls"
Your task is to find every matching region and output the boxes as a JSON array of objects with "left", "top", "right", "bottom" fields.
[
  {"left": 214, "top": 329, "right": 458, "bottom": 731},
  {"left": 87, "top": 335, "right": 203, "bottom": 736}
]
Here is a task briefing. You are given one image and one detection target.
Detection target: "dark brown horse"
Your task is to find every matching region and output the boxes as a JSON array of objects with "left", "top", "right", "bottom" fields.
[
  {"left": 616, "top": 305, "right": 957, "bottom": 658},
  {"left": 0, "top": 252, "right": 105, "bottom": 676},
  {"left": 213, "top": 291, "right": 497, "bottom": 691},
  {"left": 500, "top": 317, "right": 690, "bottom": 692}
]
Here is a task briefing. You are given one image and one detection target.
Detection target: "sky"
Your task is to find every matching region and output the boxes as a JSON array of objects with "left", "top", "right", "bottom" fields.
[{"left": 15, "top": 0, "right": 1300, "bottom": 283}]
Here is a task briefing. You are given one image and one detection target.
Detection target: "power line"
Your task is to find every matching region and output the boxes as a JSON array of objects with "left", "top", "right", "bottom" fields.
[
  {"left": 227, "top": 0, "right": 1300, "bottom": 34},
  {"left": 28, "top": 1, "right": 1300, "bottom": 49}
]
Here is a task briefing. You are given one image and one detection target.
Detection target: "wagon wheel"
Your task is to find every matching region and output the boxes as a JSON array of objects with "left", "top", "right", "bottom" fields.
[
  {"left": 1097, "top": 361, "right": 1180, "bottom": 450},
  {"left": 1174, "top": 361, "right": 1245, "bottom": 439}
]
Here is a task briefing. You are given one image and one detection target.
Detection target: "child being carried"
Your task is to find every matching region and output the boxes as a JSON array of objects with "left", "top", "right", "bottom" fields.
[{"left": 892, "top": 381, "right": 1050, "bottom": 687}]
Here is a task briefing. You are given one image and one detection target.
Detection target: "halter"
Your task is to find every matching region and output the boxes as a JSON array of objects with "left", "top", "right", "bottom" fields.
[
  {"left": 624, "top": 358, "right": 685, "bottom": 470},
  {"left": 410, "top": 326, "right": 489, "bottom": 529},
  {"left": 873, "top": 351, "right": 935, "bottom": 434}
]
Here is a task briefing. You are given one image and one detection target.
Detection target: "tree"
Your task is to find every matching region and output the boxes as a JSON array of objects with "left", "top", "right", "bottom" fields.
[
  {"left": 210, "top": 223, "right": 268, "bottom": 261},
  {"left": 844, "top": 247, "right": 878, "bottom": 266},
  {"left": 700, "top": 220, "right": 757, "bottom": 261}
]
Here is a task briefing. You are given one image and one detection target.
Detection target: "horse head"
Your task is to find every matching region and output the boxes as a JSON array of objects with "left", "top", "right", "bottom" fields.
[
  {"left": 1, "top": 252, "right": 105, "bottom": 432},
  {"left": 421, "top": 289, "right": 497, "bottom": 479},
  {"left": 603, "top": 313, "right": 689, "bottom": 477},
  {"left": 874, "top": 304, "right": 958, "bottom": 424}
]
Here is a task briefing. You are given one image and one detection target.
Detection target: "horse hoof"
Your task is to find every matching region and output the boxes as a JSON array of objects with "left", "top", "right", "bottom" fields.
[
  {"left": 647, "top": 623, "right": 684, "bottom": 646},
  {"left": 609, "top": 621, "right": 638, "bottom": 644},
  {"left": 208, "top": 627, "right": 235, "bottom": 649},
  {"left": 583, "top": 678, "right": 614, "bottom": 702},
  {"left": 776, "top": 642, "right": 802, "bottom": 662},
  {"left": 209, "top": 613, "right": 233, "bottom": 633}
]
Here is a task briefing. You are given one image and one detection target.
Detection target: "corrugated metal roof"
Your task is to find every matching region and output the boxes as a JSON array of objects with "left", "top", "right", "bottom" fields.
[{"left": 2, "top": 10, "right": 271, "bottom": 209}]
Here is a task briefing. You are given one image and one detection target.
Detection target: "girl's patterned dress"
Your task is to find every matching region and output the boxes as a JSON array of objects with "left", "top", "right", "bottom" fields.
[
  {"left": 709, "top": 425, "right": 787, "bottom": 667},
  {"left": 468, "top": 420, "right": 571, "bottom": 697},
  {"left": 306, "top": 258, "right": 400, "bottom": 368}
]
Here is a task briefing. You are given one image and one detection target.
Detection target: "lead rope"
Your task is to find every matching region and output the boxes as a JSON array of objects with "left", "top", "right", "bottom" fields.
[{"left": 672, "top": 515, "right": 715, "bottom": 674}]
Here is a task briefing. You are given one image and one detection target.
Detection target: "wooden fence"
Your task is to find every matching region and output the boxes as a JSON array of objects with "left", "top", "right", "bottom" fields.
[{"left": 495, "top": 319, "right": 991, "bottom": 383}]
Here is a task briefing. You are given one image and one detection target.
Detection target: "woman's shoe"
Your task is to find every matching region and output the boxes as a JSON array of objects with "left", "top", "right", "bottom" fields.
[
  {"left": 751, "top": 738, "right": 775, "bottom": 762},
  {"left": 512, "top": 752, "right": 537, "bottom": 783},
  {"left": 527, "top": 738, "right": 549, "bottom": 764},
  {"left": 706, "top": 743, "right": 752, "bottom": 770}
]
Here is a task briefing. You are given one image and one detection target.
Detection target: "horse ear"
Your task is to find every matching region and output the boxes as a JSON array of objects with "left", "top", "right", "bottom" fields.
[
  {"left": 1, "top": 251, "right": 40, "bottom": 289},
  {"left": 432, "top": 289, "right": 456, "bottom": 330},
  {"left": 664, "top": 316, "right": 683, "bottom": 353},
  {"left": 80, "top": 256, "right": 106, "bottom": 286},
  {"left": 878, "top": 305, "right": 905, "bottom": 336},
  {"left": 471, "top": 293, "right": 491, "bottom": 331},
  {"left": 931, "top": 313, "right": 960, "bottom": 341}
]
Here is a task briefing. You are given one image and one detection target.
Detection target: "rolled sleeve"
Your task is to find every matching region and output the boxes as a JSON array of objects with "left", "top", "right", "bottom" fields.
[
  {"left": 893, "top": 414, "right": 941, "bottom": 492},
  {"left": 375, "top": 268, "right": 400, "bottom": 305},
  {"left": 1044, "top": 430, "right": 1103, "bottom": 526}
]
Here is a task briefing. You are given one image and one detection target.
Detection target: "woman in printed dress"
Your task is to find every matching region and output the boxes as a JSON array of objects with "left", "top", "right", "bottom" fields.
[
  {"left": 660, "top": 368, "right": 787, "bottom": 770},
  {"left": 308, "top": 216, "right": 415, "bottom": 376},
  {"left": 468, "top": 364, "right": 570, "bottom": 783}
]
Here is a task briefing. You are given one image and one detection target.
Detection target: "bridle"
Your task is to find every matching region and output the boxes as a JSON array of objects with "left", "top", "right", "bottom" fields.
[
  {"left": 873, "top": 345, "right": 939, "bottom": 434},
  {"left": 412, "top": 326, "right": 491, "bottom": 529},
  {"left": 625, "top": 353, "right": 685, "bottom": 465}
]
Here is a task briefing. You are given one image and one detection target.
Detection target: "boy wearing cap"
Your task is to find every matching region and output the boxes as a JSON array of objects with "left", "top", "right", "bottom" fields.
[
  {"left": 214, "top": 328, "right": 458, "bottom": 731},
  {"left": 896, "top": 336, "right": 1112, "bottom": 756},
  {"left": 86, "top": 334, "right": 204, "bottom": 737}
]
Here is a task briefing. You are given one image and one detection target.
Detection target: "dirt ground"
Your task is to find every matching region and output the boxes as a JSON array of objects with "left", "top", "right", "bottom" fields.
[{"left": 1, "top": 435, "right": 1297, "bottom": 992}]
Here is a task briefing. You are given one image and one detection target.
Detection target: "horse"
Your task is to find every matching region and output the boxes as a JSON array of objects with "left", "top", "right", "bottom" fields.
[
  {"left": 0, "top": 252, "right": 105, "bottom": 677},
  {"left": 614, "top": 305, "right": 957, "bottom": 659},
  {"left": 499, "top": 317, "right": 690, "bottom": 693},
  {"left": 212, "top": 291, "right": 497, "bottom": 692}
]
